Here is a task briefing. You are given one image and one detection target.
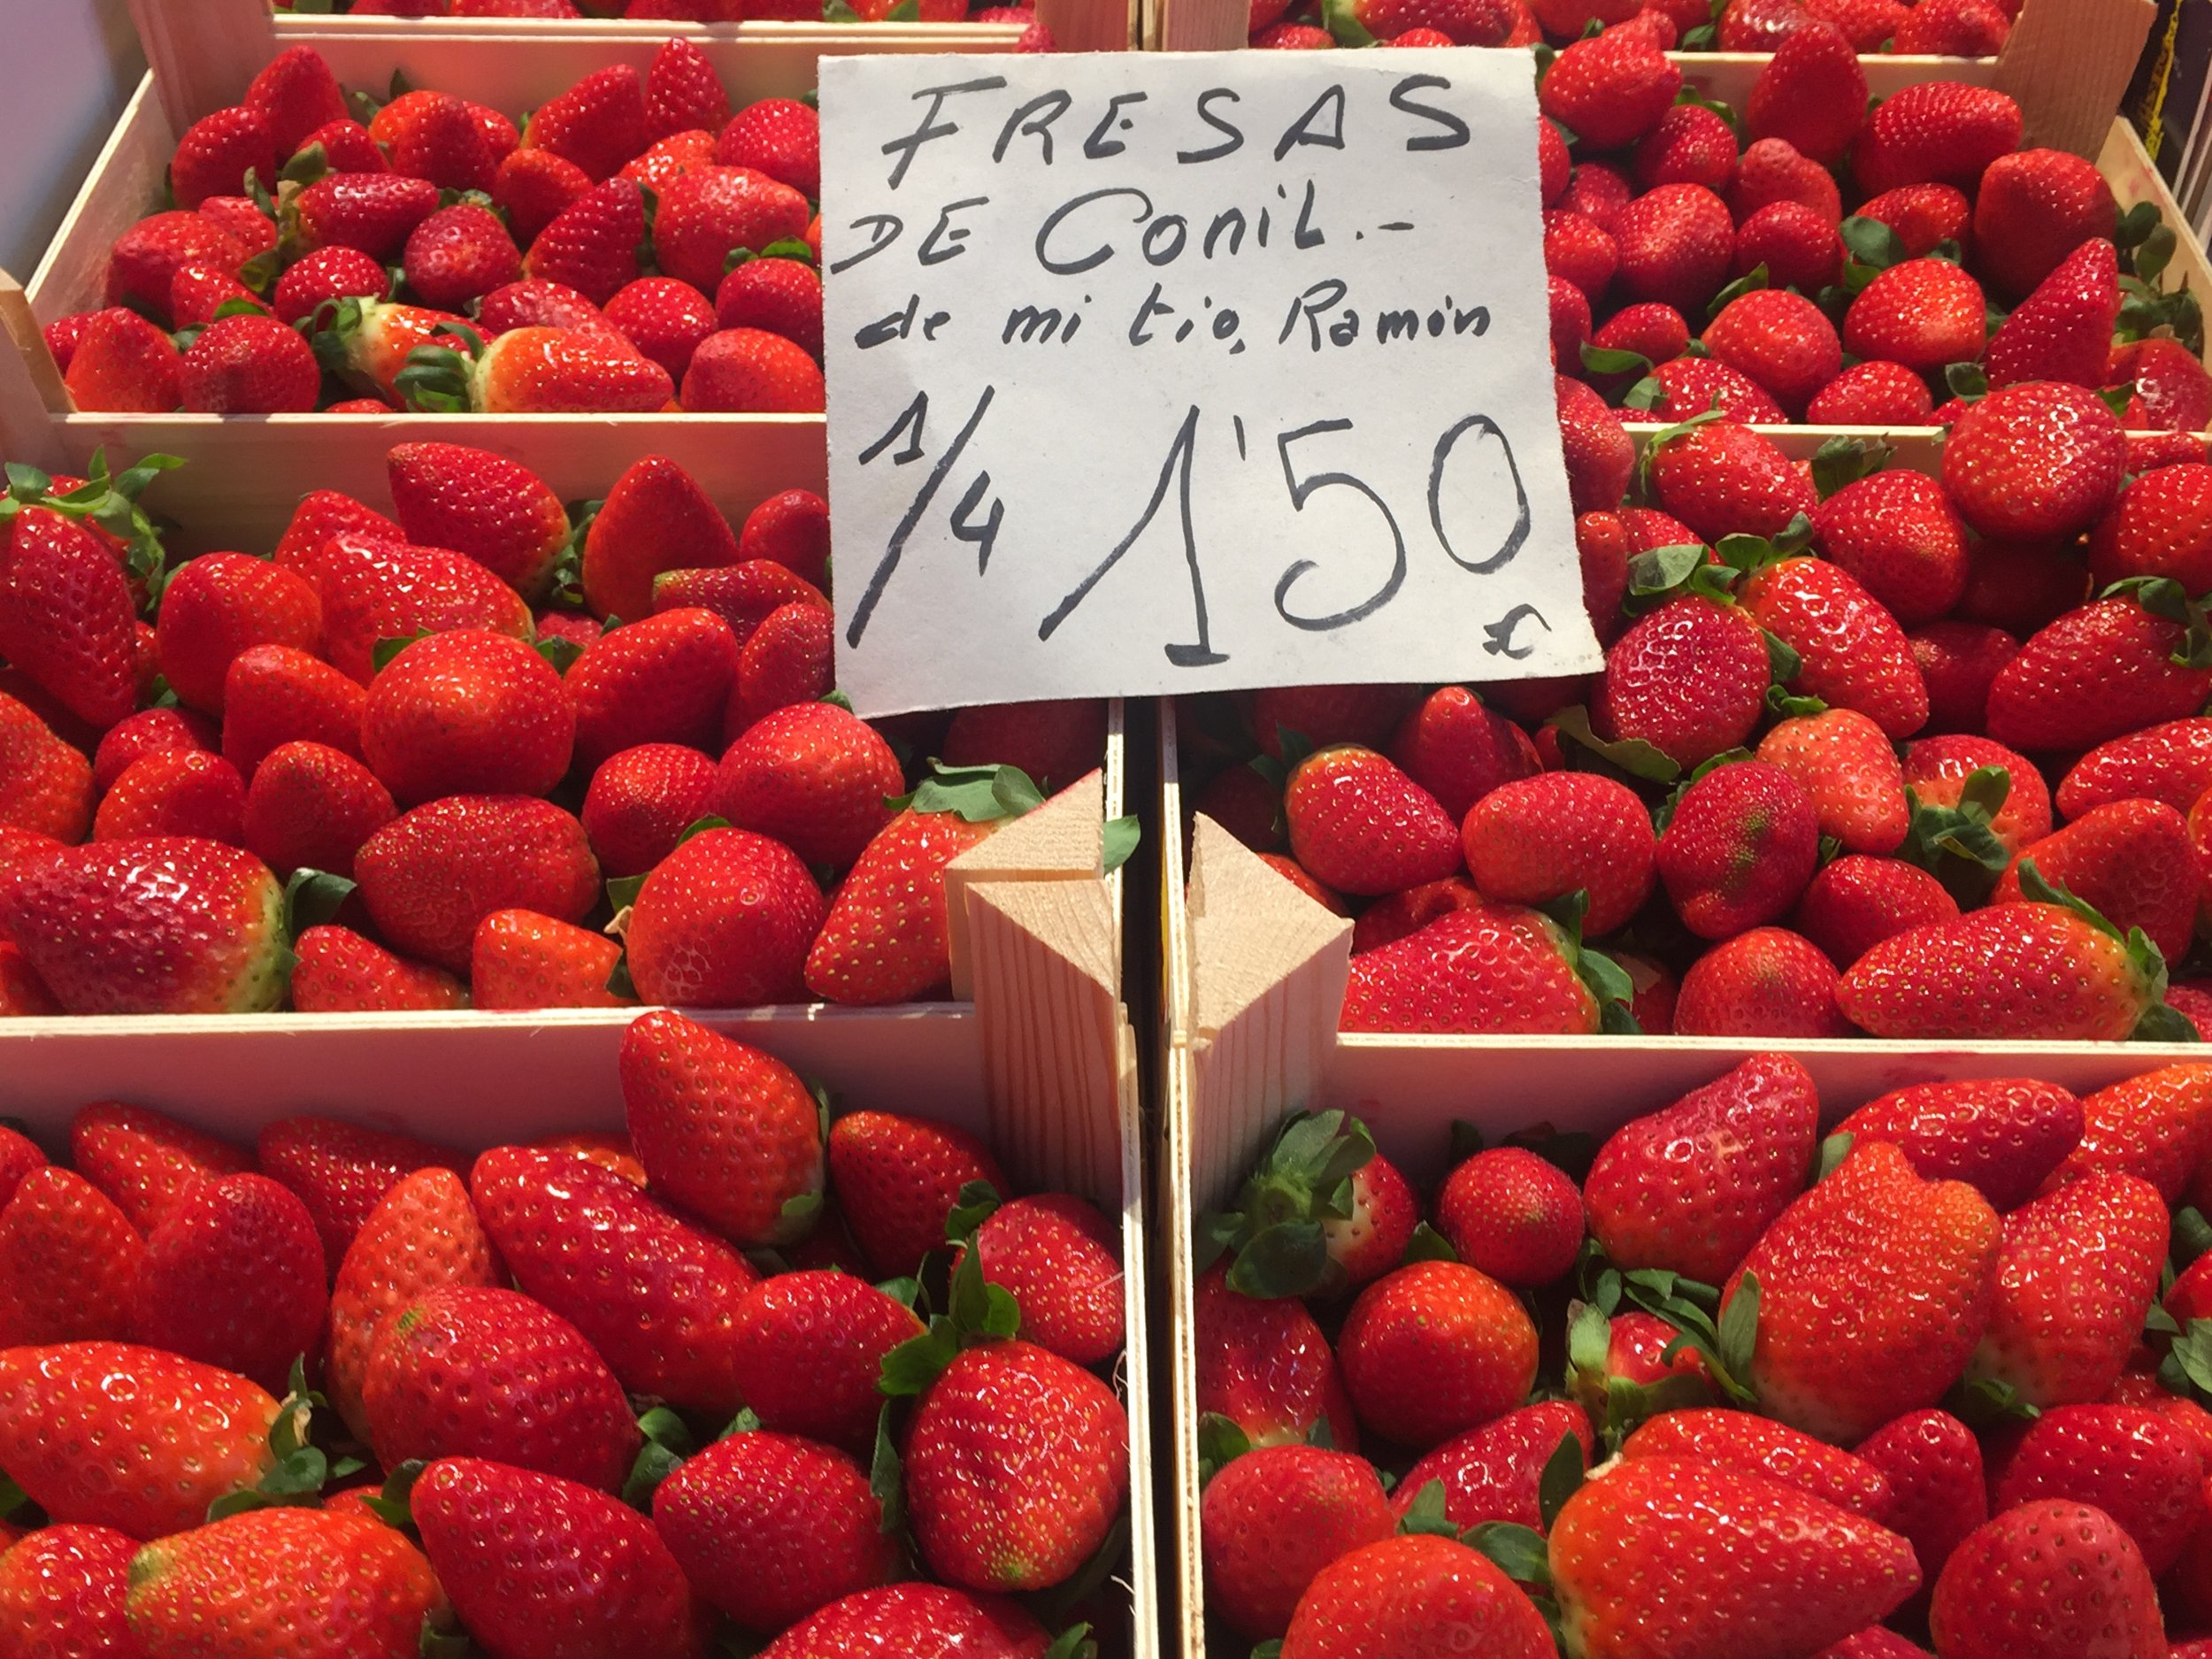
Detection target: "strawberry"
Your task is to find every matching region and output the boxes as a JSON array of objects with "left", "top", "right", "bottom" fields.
[
  {"left": 652, "top": 165, "right": 810, "bottom": 294},
  {"left": 682, "top": 326, "right": 826, "bottom": 411},
  {"left": 1546, "top": 208, "right": 1620, "bottom": 300},
  {"left": 738, "top": 487, "right": 831, "bottom": 587},
  {"left": 1195, "top": 1262, "right": 1359, "bottom": 1450},
  {"left": 1901, "top": 734, "right": 2051, "bottom": 857},
  {"left": 1756, "top": 710, "right": 1908, "bottom": 855},
  {"left": 1387, "top": 1399, "right": 1592, "bottom": 1542},
  {"left": 471, "top": 1144, "right": 753, "bottom": 1411},
  {"left": 1334, "top": 1260, "right": 1537, "bottom": 1448},
  {"left": 369, "top": 91, "right": 495, "bottom": 193},
  {"left": 1434, "top": 1148, "right": 1583, "bottom": 1287},
  {"left": 1620, "top": 1408, "right": 1891, "bottom": 1515},
  {"left": 1970, "top": 1171, "right": 2166, "bottom": 1408},
  {"left": 569, "top": 608, "right": 741, "bottom": 769},
  {"left": 0, "top": 508, "right": 140, "bottom": 728},
  {"left": 1556, "top": 374, "right": 1635, "bottom": 512},
  {"left": 326, "top": 1166, "right": 502, "bottom": 1442},
  {"left": 241, "top": 741, "right": 394, "bottom": 879},
  {"left": 1744, "top": 19, "right": 1864, "bottom": 164},
  {"left": 716, "top": 97, "right": 820, "bottom": 196},
  {"left": 362, "top": 630, "right": 573, "bottom": 806},
  {"left": 288, "top": 117, "right": 388, "bottom": 174},
  {"left": 312, "top": 297, "right": 473, "bottom": 403},
  {"left": 1929, "top": 1502, "right": 2165, "bottom": 1659},
  {"left": 1701, "top": 288, "right": 1840, "bottom": 418},
  {"left": 968, "top": 1193, "right": 1124, "bottom": 1364},
  {"left": 470, "top": 908, "right": 630, "bottom": 1009},
  {"left": 1638, "top": 357, "right": 1787, "bottom": 425},
  {"left": 401, "top": 202, "right": 519, "bottom": 309},
  {"left": 1538, "top": 30, "right": 1678, "bottom": 150},
  {"left": 1647, "top": 419, "right": 1816, "bottom": 542},
  {"left": 245, "top": 46, "right": 348, "bottom": 157},
  {"left": 2090, "top": 464, "right": 2212, "bottom": 593},
  {"left": 1853, "top": 81, "right": 2023, "bottom": 196},
  {"left": 941, "top": 701, "right": 1109, "bottom": 796},
  {"left": 104, "top": 211, "right": 248, "bottom": 319},
  {"left": 0, "top": 1524, "right": 138, "bottom": 1655},
  {"left": 727, "top": 1269, "right": 926, "bottom": 1457},
  {"left": 645, "top": 38, "right": 730, "bottom": 143},
  {"left": 1657, "top": 761, "right": 1820, "bottom": 936},
  {"left": 1945, "top": 381, "right": 2126, "bottom": 541},
  {"left": 1840, "top": 257, "right": 1988, "bottom": 374},
  {"left": 1986, "top": 595, "right": 2212, "bottom": 753},
  {"left": 385, "top": 442, "right": 571, "bottom": 601},
  {"left": 1731, "top": 137, "right": 1843, "bottom": 225},
  {"left": 1988, "top": 1403, "right": 2200, "bottom": 1576},
  {"left": 617, "top": 1008, "right": 826, "bottom": 1248},
  {"left": 1204, "top": 1111, "right": 1414, "bottom": 1298},
  {"left": 707, "top": 703, "right": 900, "bottom": 869},
  {"left": 0, "top": 1342, "right": 277, "bottom": 1537},
  {"left": 525, "top": 64, "right": 648, "bottom": 184},
  {"left": 523, "top": 176, "right": 647, "bottom": 305},
  {"left": 1736, "top": 202, "right": 1844, "bottom": 291},
  {"left": 93, "top": 706, "right": 217, "bottom": 793},
  {"left": 1202, "top": 1444, "right": 1394, "bottom": 1640},
  {"left": 364, "top": 1284, "right": 637, "bottom": 1488},
  {"left": 221, "top": 644, "right": 370, "bottom": 777},
  {"left": 168, "top": 260, "right": 266, "bottom": 327},
  {"left": 314, "top": 534, "right": 535, "bottom": 685},
  {"left": 354, "top": 795, "right": 598, "bottom": 972},
  {"left": 272, "top": 488, "right": 402, "bottom": 574},
  {"left": 1833, "top": 1078, "right": 2084, "bottom": 1211},
  {"left": 1742, "top": 556, "right": 1930, "bottom": 740},
  {"left": 2054, "top": 1064, "right": 2212, "bottom": 1202},
  {"left": 1632, "top": 107, "right": 1735, "bottom": 196},
  {"left": 1894, "top": 0, "right": 2009, "bottom": 49},
  {"left": 93, "top": 749, "right": 244, "bottom": 844},
  {"left": 69, "top": 1099, "right": 250, "bottom": 1233},
  {"left": 1987, "top": 238, "right": 2120, "bottom": 390},
  {"left": 2113, "top": 335, "right": 2212, "bottom": 432},
  {"left": 1806, "top": 360, "right": 1935, "bottom": 425},
  {"left": 714, "top": 256, "right": 824, "bottom": 360},
  {"left": 623, "top": 824, "right": 822, "bottom": 1005},
  {"left": 758, "top": 1586, "right": 1048, "bottom": 1658},
  {"left": 1388, "top": 687, "right": 1540, "bottom": 821},
  {"left": 446, "top": 322, "right": 676, "bottom": 414},
  {"left": 126, "top": 1507, "right": 443, "bottom": 1659},
  {"left": 1280, "top": 745, "right": 1460, "bottom": 897},
  {"left": 1, "top": 695, "right": 92, "bottom": 841},
  {"left": 1853, "top": 1409, "right": 1985, "bottom": 1605},
  {"left": 130, "top": 1171, "right": 326, "bottom": 1394},
  {"left": 1672, "top": 925, "right": 1854, "bottom": 1036},
  {"left": 0, "top": 1167, "right": 143, "bottom": 1346},
  {"left": 624, "top": 128, "right": 718, "bottom": 192},
  {"left": 493, "top": 148, "right": 595, "bottom": 246},
  {"left": 1811, "top": 471, "right": 1967, "bottom": 627},
  {"left": 256, "top": 1113, "right": 462, "bottom": 1277},
  {"left": 171, "top": 105, "right": 278, "bottom": 210},
  {"left": 1607, "top": 183, "right": 1732, "bottom": 314},
  {"left": 1460, "top": 772, "right": 1651, "bottom": 936},
  {"left": 1340, "top": 902, "right": 1603, "bottom": 1033},
  {"left": 603, "top": 275, "right": 717, "bottom": 379},
  {"left": 156, "top": 554, "right": 320, "bottom": 718},
  {"left": 1285, "top": 1533, "right": 1553, "bottom": 1657},
  {"left": 1551, "top": 1458, "right": 1921, "bottom": 1658},
  {"left": 2, "top": 838, "right": 286, "bottom": 1014},
  {"left": 826, "top": 1106, "right": 1005, "bottom": 1277},
  {"left": 1974, "top": 148, "right": 2116, "bottom": 301},
  {"left": 282, "top": 172, "right": 440, "bottom": 260},
  {"left": 904, "top": 1338, "right": 1127, "bottom": 1593},
  {"left": 1911, "top": 619, "right": 2016, "bottom": 732},
  {"left": 577, "top": 456, "right": 741, "bottom": 624},
  {"left": 1992, "top": 800, "right": 2200, "bottom": 964},
  {"left": 580, "top": 742, "right": 717, "bottom": 876}
]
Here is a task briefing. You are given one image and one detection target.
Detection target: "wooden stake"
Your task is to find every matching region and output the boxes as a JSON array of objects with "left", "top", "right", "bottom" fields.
[
  {"left": 1993, "top": 0, "right": 2157, "bottom": 158},
  {"left": 946, "top": 767, "right": 1107, "bottom": 1000},
  {"left": 0, "top": 273, "right": 70, "bottom": 472}
]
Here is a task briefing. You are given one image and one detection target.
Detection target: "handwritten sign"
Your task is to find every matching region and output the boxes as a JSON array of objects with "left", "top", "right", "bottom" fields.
[{"left": 819, "top": 50, "right": 1601, "bottom": 716}]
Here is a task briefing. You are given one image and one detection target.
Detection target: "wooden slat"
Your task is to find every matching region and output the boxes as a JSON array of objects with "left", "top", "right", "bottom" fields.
[
  {"left": 127, "top": 0, "right": 279, "bottom": 132},
  {"left": 0, "top": 273, "right": 70, "bottom": 472},
  {"left": 1991, "top": 0, "right": 2157, "bottom": 157}
]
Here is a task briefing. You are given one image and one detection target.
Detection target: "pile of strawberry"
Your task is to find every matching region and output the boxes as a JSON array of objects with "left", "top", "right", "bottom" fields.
[
  {"left": 0, "top": 1010, "right": 1131, "bottom": 1657},
  {"left": 1180, "top": 364, "right": 2212, "bottom": 1041},
  {"left": 42, "top": 37, "right": 1054, "bottom": 418},
  {"left": 284, "top": 0, "right": 1034, "bottom": 19},
  {"left": 1194, "top": 1059, "right": 2212, "bottom": 1657},
  {"left": 0, "top": 442, "right": 1112, "bottom": 1016},
  {"left": 1254, "top": 0, "right": 2014, "bottom": 60}
]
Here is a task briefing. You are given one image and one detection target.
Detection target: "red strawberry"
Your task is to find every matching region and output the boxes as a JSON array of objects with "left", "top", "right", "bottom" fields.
[
  {"left": 712, "top": 703, "right": 901, "bottom": 869},
  {"left": 471, "top": 908, "right": 629, "bottom": 1010},
  {"left": 716, "top": 97, "right": 820, "bottom": 197},
  {"left": 568, "top": 607, "right": 741, "bottom": 770},
  {"left": 326, "top": 1166, "right": 502, "bottom": 1440},
  {"left": 313, "top": 534, "right": 534, "bottom": 684},
  {"left": 492, "top": 147, "right": 594, "bottom": 247},
  {"left": 645, "top": 38, "right": 730, "bottom": 143},
  {"left": 1854, "top": 81, "right": 2023, "bottom": 195},
  {"left": 1987, "top": 238, "right": 2121, "bottom": 389},
  {"left": 1737, "top": 201, "right": 1844, "bottom": 290},
  {"left": 728, "top": 602, "right": 832, "bottom": 733},
  {"left": 1, "top": 693, "right": 93, "bottom": 841},
  {"left": 0, "top": 508, "right": 139, "bottom": 728},
  {"left": 1203, "top": 1444, "right": 1394, "bottom": 1640},
  {"left": 222, "top": 644, "right": 370, "bottom": 777},
  {"left": 1388, "top": 687, "right": 1539, "bottom": 820},
  {"left": 401, "top": 203, "right": 519, "bottom": 309},
  {"left": 169, "top": 260, "right": 267, "bottom": 326},
  {"left": 2056, "top": 715, "right": 2212, "bottom": 819},
  {"left": 1807, "top": 360, "right": 1935, "bottom": 425},
  {"left": 580, "top": 742, "right": 716, "bottom": 876},
  {"left": 91, "top": 707, "right": 217, "bottom": 794},
  {"left": 1853, "top": 1409, "right": 1985, "bottom": 1609},
  {"left": 1986, "top": 595, "right": 2212, "bottom": 754},
  {"left": 714, "top": 256, "right": 824, "bottom": 360},
  {"left": 1608, "top": 183, "right": 1732, "bottom": 314},
  {"left": 523, "top": 176, "right": 647, "bottom": 305},
  {"left": 758, "top": 1586, "right": 1047, "bottom": 1658},
  {"left": 1929, "top": 1501, "right": 2165, "bottom": 1659},
  {"left": 1335, "top": 1261, "right": 1536, "bottom": 1448},
  {"left": 1556, "top": 373, "right": 1635, "bottom": 514},
  {"left": 727, "top": 1270, "right": 925, "bottom": 1456},
  {"left": 1546, "top": 208, "right": 1621, "bottom": 299},
  {"left": 364, "top": 1285, "right": 637, "bottom": 1488},
  {"left": 738, "top": 488, "right": 831, "bottom": 587},
  {"left": 1745, "top": 19, "right": 1864, "bottom": 164},
  {"left": 603, "top": 275, "right": 717, "bottom": 380},
  {"left": 1339, "top": 903, "right": 1602, "bottom": 1033},
  {"left": 682, "top": 326, "right": 825, "bottom": 411},
  {"left": 2114, "top": 335, "right": 2212, "bottom": 431},
  {"left": 1460, "top": 771, "right": 1652, "bottom": 935},
  {"left": 1911, "top": 619, "right": 2016, "bottom": 732},
  {"left": 1702, "top": 289, "right": 1840, "bottom": 417},
  {"left": 525, "top": 65, "right": 649, "bottom": 183},
  {"left": 1658, "top": 761, "right": 1820, "bottom": 938},
  {"left": 941, "top": 701, "right": 1109, "bottom": 796},
  {"left": 1742, "top": 556, "right": 1929, "bottom": 740},
  {"left": 1811, "top": 471, "right": 1967, "bottom": 627},
  {"left": 289, "top": 117, "right": 388, "bottom": 175},
  {"left": 1620, "top": 1408, "right": 1891, "bottom": 1515},
  {"left": 472, "top": 1144, "right": 753, "bottom": 1410},
  {"left": 311, "top": 296, "right": 472, "bottom": 404},
  {"left": 1901, "top": 733, "right": 2051, "bottom": 856},
  {"left": 1284, "top": 1533, "right": 1554, "bottom": 1657},
  {"left": 171, "top": 106, "right": 278, "bottom": 210},
  {"left": 1388, "top": 1398, "right": 1592, "bottom": 1543},
  {"left": 461, "top": 322, "right": 676, "bottom": 413},
  {"left": 653, "top": 165, "right": 810, "bottom": 293},
  {"left": 623, "top": 127, "right": 718, "bottom": 192},
  {"left": 289, "top": 924, "right": 471, "bottom": 1011},
  {"left": 272, "top": 488, "right": 402, "bottom": 575},
  {"left": 1195, "top": 1261, "right": 1358, "bottom": 1449},
  {"left": 92, "top": 749, "right": 244, "bottom": 844},
  {"left": 622, "top": 821, "right": 821, "bottom": 1004},
  {"left": 1732, "top": 137, "right": 1845, "bottom": 226},
  {"left": 0, "top": 1342, "right": 278, "bottom": 1537},
  {"left": 0, "top": 1523, "right": 138, "bottom": 1655},
  {"left": 2090, "top": 463, "right": 2212, "bottom": 593},
  {"left": 242, "top": 740, "right": 394, "bottom": 879},
  {"left": 68, "top": 1099, "right": 250, "bottom": 1233},
  {"left": 157, "top": 553, "right": 322, "bottom": 716},
  {"left": 126, "top": 1506, "right": 444, "bottom": 1658},
  {"left": 283, "top": 172, "right": 441, "bottom": 260},
  {"left": 618, "top": 1008, "right": 826, "bottom": 1248},
  {"left": 1538, "top": 30, "right": 1679, "bottom": 150},
  {"left": 1970, "top": 1172, "right": 2167, "bottom": 1408},
  {"left": 968, "top": 1193, "right": 1124, "bottom": 1364},
  {"left": 370, "top": 90, "right": 495, "bottom": 193},
  {"left": 1551, "top": 1458, "right": 1921, "bottom": 1658},
  {"left": 104, "top": 211, "right": 248, "bottom": 319},
  {"left": 1672, "top": 925, "right": 1854, "bottom": 1036},
  {"left": 577, "top": 456, "right": 740, "bottom": 623},
  {"left": 1894, "top": 0, "right": 2009, "bottom": 50},
  {"left": 1281, "top": 745, "right": 1460, "bottom": 897},
  {"left": 0, "top": 1167, "right": 143, "bottom": 1346},
  {"left": 1835, "top": 1078, "right": 2083, "bottom": 1211},
  {"left": 355, "top": 795, "right": 597, "bottom": 972},
  {"left": 130, "top": 1171, "right": 326, "bottom": 1394},
  {"left": 2055, "top": 1064, "right": 2212, "bottom": 1202},
  {"left": 1756, "top": 710, "right": 1908, "bottom": 855},
  {"left": 1988, "top": 1404, "right": 2200, "bottom": 1576},
  {"left": 1945, "top": 381, "right": 2126, "bottom": 541},
  {"left": 1992, "top": 800, "right": 2199, "bottom": 964},
  {"left": 256, "top": 1116, "right": 465, "bottom": 1289},
  {"left": 826, "top": 1107, "right": 1005, "bottom": 1277},
  {"left": 1640, "top": 356, "right": 1788, "bottom": 425},
  {"left": 1840, "top": 257, "right": 1989, "bottom": 375},
  {"left": 1647, "top": 419, "right": 1816, "bottom": 542},
  {"left": 386, "top": 442, "right": 570, "bottom": 602},
  {"left": 2, "top": 838, "right": 286, "bottom": 1013},
  {"left": 904, "top": 1339, "right": 1128, "bottom": 1592},
  {"left": 1975, "top": 148, "right": 2116, "bottom": 300},
  {"left": 1434, "top": 1147, "right": 1583, "bottom": 1287},
  {"left": 362, "top": 629, "right": 573, "bottom": 806},
  {"left": 1632, "top": 105, "right": 1735, "bottom": 196},
  {"left": 246, "top": 46, "right": 348, "bottom": 156}
]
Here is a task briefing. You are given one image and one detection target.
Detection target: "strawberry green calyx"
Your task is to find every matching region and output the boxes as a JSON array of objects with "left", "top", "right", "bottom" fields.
[
  {"left": 1194, "top": 1109, "right": 1379, "bottom": 1300},
  {"left": 621, "top": 1404, "right": 696, "bottom": 1510},
  {"left": 2, "top": 449, "right": 182, "bottom": 588},
  {"left": 1547, "top": 705, "right": 1682, "bottom": 785},
  {"left": 1532, "top": 891, "right": 1640, "bottom": 1035},
  {"left": 1564, "top": 1295, "right": 1712, "bottom": 1447},
  {"left": 1902, "top": 764, "right": 2013, "bottom": 902},
  {"left": 891, "top": 759, "right": 1045, "bottom": 822},
  {"left": 1321, "top": 0, "right": 1378, "bottom": 48},
  {"left": 389, "top": 320, "right": 489, "bottom": 413},
  {"left": 1634, "top": 407, "right": 1728, "bottom": 496},
  {"left": 207, "top": 1357, "right": 365, "bottom": 1521},
  {"left": 725, "top": 236, "right": 818, "bottom": 274},
  {"left": 1809, "top": 435, "right": 1891, "bottom": 498},
  {"left": 1705, "top": 263, "right": 1769, "bottom": 323},
  {"left": 878, "top": 1233, "right": 1022, "bottom": 1397},
  {"left": 2013, "top": 856, "right": 2193, "bottom": 1043},
  {"left": 1622, "top": 542, "right": 1734, "bottom": 615},
  {"left": 1397, "top": 1467, "right": 1564, "bottom": 1590},
  {"left": 2104, "top": 574, "right": 2212, "bottom": 670}
]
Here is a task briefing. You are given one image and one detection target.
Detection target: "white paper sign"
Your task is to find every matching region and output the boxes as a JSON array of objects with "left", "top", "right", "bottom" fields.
[{"left": 819, "top": 50, "right": 1601, "bottom": 716}]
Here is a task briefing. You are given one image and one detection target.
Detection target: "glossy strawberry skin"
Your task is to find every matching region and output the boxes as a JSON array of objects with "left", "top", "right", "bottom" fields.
[
  {"left": 1656, "top": 761, "right": 1821, "bottom": 939},
  {"left": 1832, "top": 1079, "right": 2083, "bottom": 1212},
  {"left": 726, "top": 1270, "right": 926, "bottom": 1459},
  {"left": 1944, "top": 382, "right": 2127, "bottom": 542},
  {"left": 2055, "top": 1064, "right": 2212, "bottom": 1203},
  {"left": 970, "top": 1194, "right": 1125, "bottom": 1365},
  {"left": 0, "top": 1522, "right": 140, "bottom": 1656},
  {"left": 1927, "top": 1501, "right": 2165, "bottom": 1659},
  {"left": 1742, "top": 558, "right": 1929, "bottom": 741},
  {"left": 1988, "top": 1403, "right": 2201, "bottom": 1577},
  {"left": 2058, "top": 720, "right": 2212, "bottom": 820},
  {"left": 0, "top": 510, "right": 140, "bottom": 730},
  {"left": 1283, "top": 1532, "right": 1555, "bottom": 1659},
  {"left": 1853, "top": 1409, "right": 1985, "bottom": 1609},
  {"left": 361, "top": 628, "right": 575, "bottom": 807},
  {"left": 1839, "top": 903, "right": 2157, "bottom": 1042},
  {"left": 1194, "top": 1263, "right": 1359, "bottom": 1453},
  {"left": 1460, "top": 772, "right": 1653, "bottom": 936},
  {"left": 130, "top": 1171, "right": 328, "bottom": 1395},
  {"left": 289, "top": 925, "right": 470, "bottom": 1013},
  {"left": 1391, "top": 1399, "right": 1593, "bottom": 1532},
  {"left": 68, "top": 1099, "right": 252, "bottom": 1235},
  {"left": 757, "top": 1586, "right": 1048, "bottom": 1658},
  {"left": 1594, "top": 597, "right": 1770, "bottom": 769},
  {"left": 628, "top": 825, "right": 825, "bottom": 1008},
  {"left": 1620, "top": 1408, "right": 1891, "bottom": 1517},
  {"left": 1993, "top": 799, "right": 2200, "bottom": 964},
  {"left": 0, "top": 1167, "right": 144, "bottom": 1347},
  {"left": 1336, "top": 1261, "right": 1538, "bottom": 1450},
  {"left": 580, "top": 455, "right": 741, "bottom": 625},
  {"left": 1203, "top": 1444, "right": 1395, "bottom": 1640},
  {"left": 354, "top": 795, "right": 598, "bottom": 973},
  {"left": 1282, "top": 746, "right": 1462, "bottom": 898},
  {"left": 803, "top": 808, "right": 997, "bottom": 1007},
  {"left": 1338, "top": 903, "right": 1598, "bottom": 1035}
]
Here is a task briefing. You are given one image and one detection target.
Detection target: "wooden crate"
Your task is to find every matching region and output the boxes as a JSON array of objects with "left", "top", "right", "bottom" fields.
[{"left": 1154, "top": 703, "right": 2208, "bottom": 1656}]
